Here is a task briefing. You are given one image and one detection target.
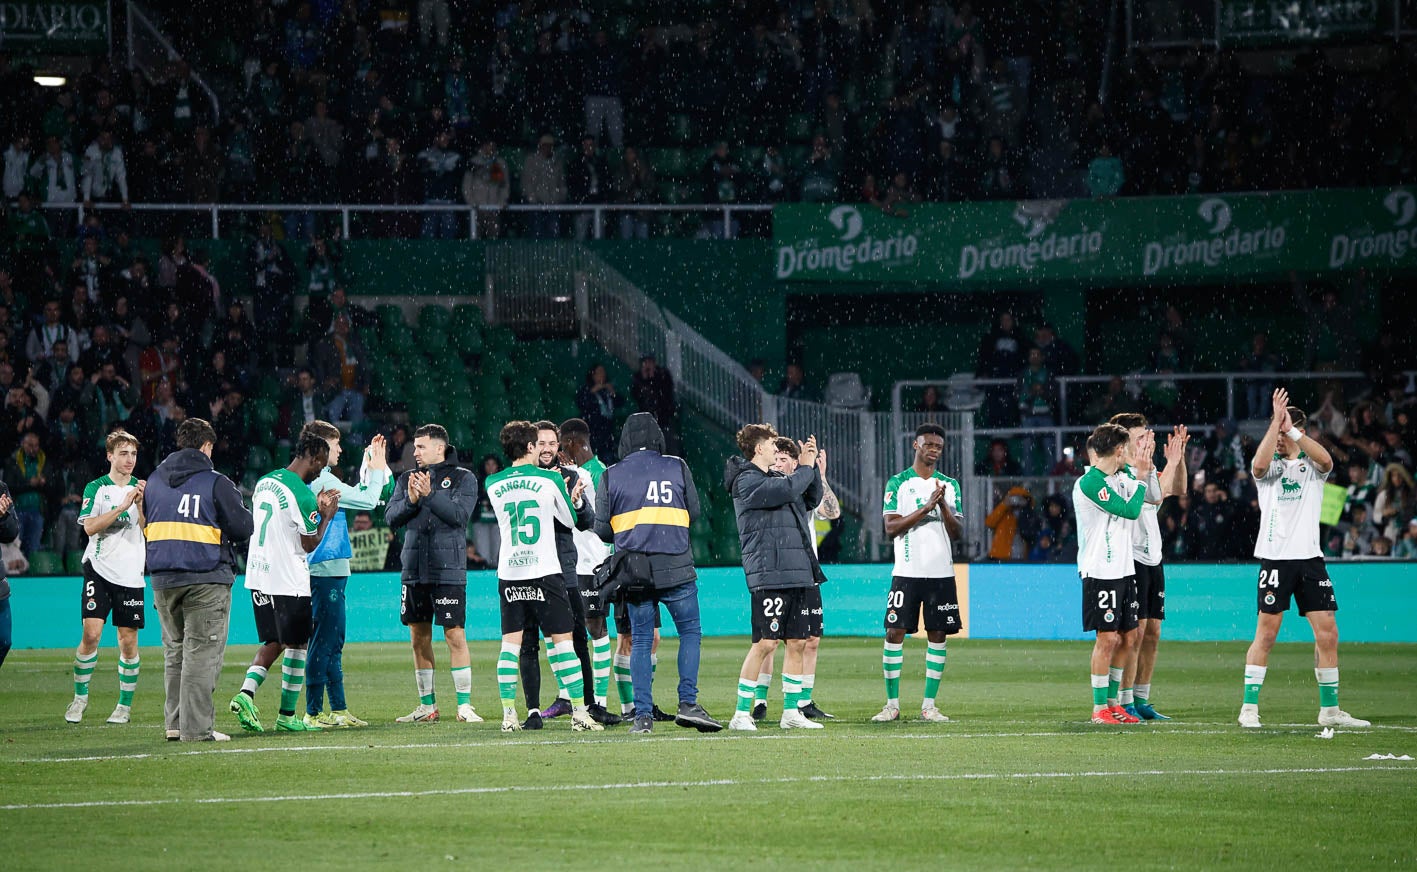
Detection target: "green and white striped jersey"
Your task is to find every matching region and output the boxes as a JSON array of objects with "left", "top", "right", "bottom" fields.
[
  {"left": 485, "top": 463, "right": 576, "bottom": 581},
  {"left": 76, "top": 474, "right": 145, "bottom": 588},
  {"left": 245, "top": 468, "right": 321, "bottom": 597},
  {"left": 883, "top": 467, "right": 962, "bottom": 578},
  {"left": 1072, "top": 466, "right": 1147, "bottom": 580}
]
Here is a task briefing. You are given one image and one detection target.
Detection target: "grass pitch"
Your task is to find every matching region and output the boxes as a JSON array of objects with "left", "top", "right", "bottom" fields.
[{"left": 2, "top": 638, "right": 1414, "bottom": 870}]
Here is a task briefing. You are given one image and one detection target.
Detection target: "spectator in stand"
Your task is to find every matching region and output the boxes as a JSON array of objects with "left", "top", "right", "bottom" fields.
[
  {"left": 30, "top": 135, "right": 78, "bottom": 233},
  {"left": 2, "top": 384, "right": 48, "bottom": 459},
  {"left": 313, "top": 314, "right": 369, "bottom": 429},
  {"left": 79, "top": 325, "right": 125, "bottom": 381},
  {"left": 250, "top": 221, "right": 295, "bottom": 364},
  {"left": 138, "top": 330, "right": 183, "bottom": 407},
  {"left": 612, "top": 146, "right": 656, "bottom": 240},
  {"left": 976, "top": 438, "right": 1022, "bottom": 476},
  {"left": 7, "top": 193, "right": 52, "bottom": 284},
  {"left": 976, "top": 136, "right": 1017, "bottom": 200},
  {"left": 1238, "top": 331, "right": 1282, "bottom": 419},
  {"left": 1017, "top": 348, "right": 1057, "bottom": 475},
  {"left": 1033, "top": 324, "right": 1079, "bottom": 377},
  {"left": 35, "top": 341, "right": 78, "bottom": 397},
  {"left": 471, "top": 453, "right": 504, "bottom": 568},
  {"left": 977, "top": 58, "right": 1024, "bottom": 148},
  {"left": 1083, "top": 376, "right": 1142, "bottom": 424},
  {"left": 522, "top": 134, "right": 567, "bottom": 240},
  {"left": 81, "top": 129, "right": 129, "bottom": 211},
  {"left": 576, "top": 363, "right": 624, "bottom": 462},
  {"left": 582, "top": 29, "right": 625, "bottom": 149},
  {"left": 2, "top": 132, "right": 31, "bottom": 200},
  {"left": 178, "top": 126, "right": 224, "bottom": 210},
  {"left": 418, "top": 0, "right": 450, "bottom": 47},
  {"left": 976, "top": 311, "right": 1025, "bottom": 426},
  {"left": 917, "top": 385, "right": 946, "bottom": 413},
  {"left": 1373, "top": 464, "right": 1416, "bottom": 540},
  {"left": 567, "top": 133, "right": 611, "bottom": 240},
  {"left": 418, "top": 128, "right": 462, "bottom": 240},
  {"left": 51, "top": 365, "right": 88, "bottom": 421},
  {"left": 879, "top": 171, "right": 922, "bottom": 215},
  {"left": 190, "top": 348, "right": 243, "bottom": 413},
  {"left": 48, "top": 404, "right": 86, "bottom": 462},
  {"left": 26, "top": 301, "right": 80, "bottom": 366},
  {"left": 924, "top": 140, "right": 964, "bottom": 202},
  {"left": 1295, "top": 280, "right": 1360, "bottom": 375},
  {"left": 156, "top": 235, "right": 187, "bottom": 297},
  {"left": 1191, "top": 481, "right": 1236, "bottom": 560},
  {"left": 799, "top": 135, "right": 840, "bottom": 203},
  {"left": 279, "top": 120, "right": 320, "bottom": 242},
  {"left": 1086, "top": 143, "right": 1125, "bottom": 197},
  {"left": 306, "top": 100, "right": 345, "bottom": 200},
  {"left": 985, "top": 485, "right": 1034, "bottom": 561},
  {"left": 385, "top": 423, "right": 415, "bottom": 475},
  {"left": 1199, "top": 418, "right": 1248, "bottom": 491},
  {"left": 631, "top": 353, "right": 677, "bottom": 452},
  {"left": 177, "top": 250, "right": 220, "bottom": 337},
  {"left": 702, "top": 141, "right": 744, "bottom": 230},
  {"left": 51, "top": 454, "right": 91, "bottom": 558},
  {"left": 5, "top": 432, "right": 53, "bottom": 555},
  {"left": 778, "top": 363, "right": 811, "bottom": 400},
  {"left": 280, "top": 367, "right": 329, "bottom": 439},
  {"left": 80, "top": 362, "right": 136, "bottom": 452},
  {"left": 1159, "top": 492, "right": 1195, "bottom": 560},
  {"left": 462, "top": 138, "right": 510, "bottom": 239},
  {"left": 1343, "top": 504, "right": 1381, "bottom": 557},
  {"left": 1343, "top": 460, "right": 1378, "bottom": 521},
  {"left": 209, "top": 388, "right": 249, "bottom": 477},
  {"left": 1394, "top": 519, "right": 1417, "bottom": 559}
]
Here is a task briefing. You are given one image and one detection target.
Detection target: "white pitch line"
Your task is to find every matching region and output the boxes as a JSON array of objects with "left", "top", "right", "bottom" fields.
[
  {"left": 12, "top": 725, "right": 1389, "bottom": 764},
  {"left": 2, "top": 765, "right": 1412, "bottom": 812}
]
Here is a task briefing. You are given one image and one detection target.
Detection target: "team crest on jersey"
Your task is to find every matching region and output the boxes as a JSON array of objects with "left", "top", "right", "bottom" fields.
[
  {"left": 441, "top": 478, "right": 451, "bottom": 489},
  {"left": 1264, "top": 593, "right": 1276, "bottom": 606},
  {"left": 1104, "top": 609, "right": 1115, "bottom": 623},
  {"left": 1299, "top": 465, "right": 1307, "bottom": 473},
  {"left": 1097, "top": 488, "right": 1110, "bottom": 502}
]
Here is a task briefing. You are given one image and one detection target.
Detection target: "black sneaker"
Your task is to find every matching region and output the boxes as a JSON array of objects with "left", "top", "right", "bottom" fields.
[
  {"left": 521, "top": 711, "right": 544, "bottom": 730},
  {"left": 629, "top": 715, "right": 653, "bottom": 735},
  {"left": 799, "top": 702, "right": 835, "bottom": 721},
  {"left": 751, "top": 702, "right": 767, "bottom": 722},
  {"left": 675, "top": 702, "right": 724, "bottom": 733},
  {"left": 587, "top": 703, "right": 623, "bottom": 726},
  {"left": 651, "top": 705, "right": 674, "bottom": 722}
]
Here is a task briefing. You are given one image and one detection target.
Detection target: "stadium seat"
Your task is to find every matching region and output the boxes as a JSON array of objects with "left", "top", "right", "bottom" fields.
[
  {"left": 383, "top": 324, "right": 416, "bottom": 357},
  {"left": 416, "top": 324, "right": 449, "bottom": 355},
  {"left": 452, "top": 327, "right": 484, "bottom": 357},
  {"left": 943, "top": 373, "right": 986, "bottom": 412},
  {"left": 452, "top": 303, "right": 485, "bottom": 330},
  {"left": 824, "top": 373, "right": 871, "bottom": 410},
  {"left": 64, "top": 551, "right": 85, "bottom": 575},
  {"left": 669, "top": 113, "right": 694, "bottom": 144},
  {"left": 786, "top": 113, "right": 813, "bottom": 142},
  {"left": 249, "top": 398, "right": 280, "bottom": 433},
  {"left": 649, "top": 148, "right": 689, "bottom": 178},
  {"left": 377, "top": 304, "right": 404, "bottom": 332},
  {"left": 418, "top": 304, "right": 451, "bottom": 332},
  {"left": 247, "top": 445, "right": 272, "bottom": 471},
  {"left": 714, "top": 535, "right": 741, "bottom": 563},
  {"left": 691, "top": 536, "right": 713, "bottom": 565},
  {"left": 29, "top": 551, "right": 62, "bottom": 576}
]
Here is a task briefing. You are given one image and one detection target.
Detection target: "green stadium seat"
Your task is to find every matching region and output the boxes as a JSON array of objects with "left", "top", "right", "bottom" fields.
[
  {"left": 452, "top": 327, "right": 485, "bottom": 357},
  {"left": 669, "top": 113, "right": 694, "bottom": 144},
  {"left": 30, "top": 551, "right": 62, "bottom": 576},
  {"left": 786, "top": 113, "right": 813, "bottom": 142},
  {"left": 249, "top": 399, "right": 279, "bottom": 433},
  {"left": 64, "top": 550, "right": 85, "bottom": 575},
  {"left": 377, "top": 304, "right": 404, "bottom": 332},
  {"left": 418, "top": 304, "right": 451, "bottom": 332},
  {"left": 714, "top": 535, "right": 741, "bottom": 564},
  {"left": 648, "top": 147, "right": 689, "bottom": 178},
  {"left": 247, "top": 445, "right": 273, "bottom": 471},
  {"left": 409, "top": 398, "right": 442, "bottom": 425},
  {"left": 383, "top": 324, "right": 416, "bottom": 357},
  {"left": 417, "top": 325, "right": 449, "bottom": 355},
  {"left": 691, "top": 536, "right": 713, "bottom": 566},
  {"left": 452, "top": 303, "right": 485, "bottom": 330}
]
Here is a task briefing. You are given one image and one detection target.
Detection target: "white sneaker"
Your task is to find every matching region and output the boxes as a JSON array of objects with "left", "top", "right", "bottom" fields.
[
  {"left": 65, "top": 696, "right": 88, "bottom": 723},
  {"left": 780, "top": 709, "right": 824, "bottom": 729},
  {"left": 870, "top": 704, "right": 900, "bottom": 723},
  {"left": 571, "top": 709, "right": 605, "bottom": 732},
  {"left": 107, "top": 704, "right": 131, "bottom": 724},
  {"left": 394, "top": 704, "right": 440, "bottom": 723},
  {"left": 1238, "top": 705, "right": 1262, "bottom": 729},
  {"left": 456, "top": 704, "right": 484, "bottom": 723},
  {"left": 1318, "top": 709, "right": 1371, "bottom": 728},
  {"left": 727, "top": 711, "right": 757, "bottom": 731},
  {"left": 920, "top": 706, "right": 951, "bottom": 723},
  {"left": 165, "top": 729, "right": 180, "bottom": 741},
  {"left": 212, "top": 731, "right": 231, "bottom": 742},
  {"left": 501, "top": 708, "right": 522, "bottom": 732}
]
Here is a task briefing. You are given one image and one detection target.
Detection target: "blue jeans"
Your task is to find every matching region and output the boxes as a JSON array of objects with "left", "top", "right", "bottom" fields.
[
  {"left": 326, "top": 390, "right": 365, "bottom": 426},
  {"left": 421, "top": 204, "right": 458, "bottom": 239},
  {"left": 0, "top": 598, "right": 11, "bottom": 669},
  {"left": 628, "top": 580, "right": 701, "bottom": 717},
  {"left": 306, "top": 576, "right": 347, "bottom": 714},
  {"left": 15, "top": 510, "right": 43, "bottom": 556}
]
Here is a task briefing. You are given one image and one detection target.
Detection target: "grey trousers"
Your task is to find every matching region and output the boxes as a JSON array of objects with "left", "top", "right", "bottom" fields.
[{"left": 153, "top": 584, "right": 232, "bottom": 741}]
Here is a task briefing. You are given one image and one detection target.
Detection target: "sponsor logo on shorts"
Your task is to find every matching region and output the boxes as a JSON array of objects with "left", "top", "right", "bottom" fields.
[
  {"left": 1103, "top": 609, "right": 1115, "bottom": 623},
  {"left": 939, "top": 603, "right": 960, "bottom": 611},
  {"left": 434, "top": 597, "right": 460, "bottom": 606},
  {"left": 1318, "top": 579, "right": 1333, "bottom": 587},
  {"left": 810, "top": 608, "right": 823, "bottom": 616},
  {"left": 946, "top": 616, "right": 956, "bottom": 625},
  {"left": 1159, "top": 591, "right": 1166, "bottom": 598},
  {"left": 252, "top": 592, "right": 272, "bottom": 606},
  {"left": 1264, "top": 593, "right": 1276, "bottom": 606},
  {"left": 122, "top": 599, "right": 142, "bottom": 608},
  {"left": 504, "top": 586, "right": 546, "bottom": 603}
]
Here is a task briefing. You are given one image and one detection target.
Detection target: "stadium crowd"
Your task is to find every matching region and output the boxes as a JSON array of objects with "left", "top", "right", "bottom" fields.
[{"left": 3, "top": 0, "right": 1414, "bottom": 242}]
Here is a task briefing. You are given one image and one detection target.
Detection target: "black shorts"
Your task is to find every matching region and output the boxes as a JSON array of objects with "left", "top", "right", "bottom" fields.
[
  {"left": 1258, "top": 557, "right": 1338, "bottom": 616},
  {"left": 1082, "top": 576, "right": 1140, "bottom": 633},
  {"left": 500, "top": 575, "right": 574, "bottom": 636},
  {"left": 401, "top": 583, "right": 467, "bottom": 629},
  {"left": 82, "top": 562, "right": 144, "bottom": 628},
  {"left": 613, "top": 598, "right": 661, "bottom": 636},
  {"left": 751, "top": 587, "right": 818, "bottom": 641},
  {"left": 251, "top": 591, "right": 313, "bottom": 647},
  {"left": 1134, "top": 562, "right": 1166, "bottom": 621},
  {"left": 578, "top": 576, "right": 606, "bottom": 620},
  {"left": 805, "top": 584, "right": 824, "bottom": 638},
  {"left": 885, "top": 577, "right": 962, "bottom": 635}
]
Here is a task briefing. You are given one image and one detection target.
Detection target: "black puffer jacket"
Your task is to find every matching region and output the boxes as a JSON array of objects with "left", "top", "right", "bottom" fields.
[
  {"left": 723, "top": 455, "right": 825, "bottom": 592},
  {"left": 385, "top": 450, "right": 478, "bottom": 585},
  {"left": 0, "top": 481, "right": 20, "bottom": 601}
]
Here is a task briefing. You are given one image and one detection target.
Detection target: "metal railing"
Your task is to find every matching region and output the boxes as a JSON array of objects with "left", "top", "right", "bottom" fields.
[
  {"left": 125, "top": 1, "right": 220, "bottom": 125},
  {"left": 1126, "top": 0, "right": 1412, "bottom": 51},
  {"left": 57, "top": 201, "right": 771, "bottom": 241}
]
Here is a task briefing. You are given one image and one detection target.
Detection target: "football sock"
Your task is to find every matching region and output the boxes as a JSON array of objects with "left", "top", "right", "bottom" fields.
[
  {"left": 241, "top": 664, "right": 268, "bottom": 697},
  {"left": 755, "top": 671, "right": 771, "bottom": 706},
  {"left": 1243, "top": 665, "right": 1267, "bottom": 705},
  {"left": 651, "top": 652, "right": 658, "bottom": 682},
  {"left": 117, "top": 656, "right": 139, "bottom": 707},
  {"left": 613, "top": 654, "right": 634, "bottom": 713},
  {"left": 736, "top": 678, "right": 757, "bottom": 713},
  {"left": 497, "top": 642, "right": 520, "bottom": 710},
  {"left": 1135, "top": 682, "right": 1152, "bottom": 704},
  {"left": 591, "top": 636, "right": 612, "bottom": 707},
  {"left": 1091, "top": 674, "right": 1109, "bottom": 710},
  {"left": 416, "top": 667, "right": 435, "bottom": 706},
  {"left": 782, "top": 673, "right": 803, "bottom": 713},
  {"left": 73, "top": 650, "right": 97, "bottom": 697},
  {"left": 1119, "top": 688, "right": 1134, "bottom": 705},
  {"left": 922, "top": 642, "right": 947, "bottom": 708},
  {"left": 882, "top": 641, "right": 903, "bottom": 706},
  {"left": 451, "top": 665, "right": 472, "bottom": 707},
  {"left": 1315, "top": 667, "right": 1339, "bottom": 709},
  {"left": 278, "top": 648, "right": 306, "bottom": 718},
  {"left": 1107, "top": 666, "right": 1124, "bottom": 704},
  {"left": 549, "top": 640, "right": 586, "bottom": 706},
  {"left": 801, "top": 672, "right": 815, "bottom": 706}
]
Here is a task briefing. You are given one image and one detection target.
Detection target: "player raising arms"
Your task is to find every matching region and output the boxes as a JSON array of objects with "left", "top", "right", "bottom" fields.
[
  {"left": 872, "top": 423, "right": 964, "bottom": 724},
  {"left": 230, "top": 434, "right": 340, "bottom": 732},
  {"left": 1240, "top": 389, "right": 1369, "bottom": 729},
  {"left": 66, "top": 431, "right": 146, "bottom": 725},
  {"left": 485, "top": 421, "right": 602, "bottom": 734},
  {"left": 1072, "top": 423, "right": 1152, "bottom": 725},
  {"left": 1109, "top": 414, "right": 1189, "bottom": 720}
]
